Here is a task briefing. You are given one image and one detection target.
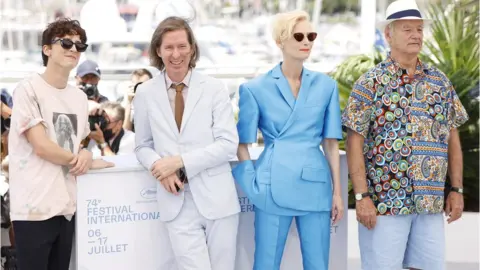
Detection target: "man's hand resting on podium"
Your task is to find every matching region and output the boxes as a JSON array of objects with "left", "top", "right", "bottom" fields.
[
  {"left": 90, "top": 159, "right": 115, "bottom": 170},
  {"left": 69, "top": 149, "right": 93, "bottom": 176}
]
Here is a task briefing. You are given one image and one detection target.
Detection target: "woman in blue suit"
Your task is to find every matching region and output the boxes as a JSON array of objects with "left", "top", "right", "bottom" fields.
[{"left": 233, "top": 10, "right": 344, "bottom": 270}]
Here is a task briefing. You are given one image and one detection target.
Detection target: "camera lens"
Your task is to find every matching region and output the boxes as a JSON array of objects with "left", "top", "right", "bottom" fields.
[
  {"left": 86, "top": 88, "right": 95, "bottom": 97},
  {"left": 81, "top": 83, "right": 97, "bottom": 99},
  {"left": 88, "top": 114, "right": 108, "bottom": 131}
]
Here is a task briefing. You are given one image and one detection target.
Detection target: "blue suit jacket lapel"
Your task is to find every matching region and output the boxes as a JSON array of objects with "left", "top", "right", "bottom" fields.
[
  {"left": 271, "top": 64, "right": 295, "bottom": 110},
  {"left": 278, "top": 68, "right": 314, "bottom": 136},
  {"left": 296, "top": 68, "right": 313, "bottom": 107}
]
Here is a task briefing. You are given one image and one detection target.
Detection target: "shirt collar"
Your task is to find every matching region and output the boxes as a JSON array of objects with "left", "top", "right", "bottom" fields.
[
  {"left": 165, "top": 69, "right": 192, "bottom": 89},
  {"left": 384, "top": 51, "right": 428, "bottom": 75}
]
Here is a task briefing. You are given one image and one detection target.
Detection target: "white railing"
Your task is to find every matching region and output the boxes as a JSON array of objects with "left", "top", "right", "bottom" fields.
[{"left": 0, "top": 63, "right": 335, "bottom": 83}]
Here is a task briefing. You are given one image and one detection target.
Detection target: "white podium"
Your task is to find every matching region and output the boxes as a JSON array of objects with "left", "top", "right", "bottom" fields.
[{"left": 71, "top": 147, "right": 348, "bottom": 270}]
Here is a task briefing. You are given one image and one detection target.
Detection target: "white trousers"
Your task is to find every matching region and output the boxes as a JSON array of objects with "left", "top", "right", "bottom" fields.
[{"left": 165, "top": 185, "right": 239, "bottom": 270}]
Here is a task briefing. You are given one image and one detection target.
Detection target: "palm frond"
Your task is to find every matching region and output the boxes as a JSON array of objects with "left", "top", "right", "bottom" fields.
[
  {"left": 421, "top": 0, "right": 479, "bottom": 211},
  {"left": 330, "top": 50, "right": 386, "bottom": 109}
]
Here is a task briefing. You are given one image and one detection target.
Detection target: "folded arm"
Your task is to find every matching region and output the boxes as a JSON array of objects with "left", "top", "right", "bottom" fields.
[
  {"left": 133, "top": 86, "right": 161, "bottom": 170},
  {"left": 181, "top": 83, "right": 239, "bottom": 178},
  {"left": 12, "top": 83, "right": 75, "bottom": 165},
  {"left": 25, "top": 124, "right": 76, "bottom": 165}
]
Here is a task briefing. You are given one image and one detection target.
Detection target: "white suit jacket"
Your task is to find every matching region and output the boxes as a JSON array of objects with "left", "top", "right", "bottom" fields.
[{"left": 133, "top": 70, "right": 240, "bottom": 222}]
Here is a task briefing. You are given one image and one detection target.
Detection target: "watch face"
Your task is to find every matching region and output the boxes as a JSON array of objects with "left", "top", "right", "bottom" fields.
[{"left": 355, "top": 194, "right": 362, "bottom": 200}]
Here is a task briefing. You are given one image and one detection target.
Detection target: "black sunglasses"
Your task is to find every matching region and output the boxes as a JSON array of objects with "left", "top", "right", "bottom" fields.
[
  {"left": 293, "top": 32, "right": 318, "bottom": 42},
  {"left": 52, "top": 38, "right": 88, "bottom": 52}
]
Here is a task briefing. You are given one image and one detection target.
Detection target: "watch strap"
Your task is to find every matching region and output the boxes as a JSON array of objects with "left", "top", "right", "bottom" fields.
[
  {"left": 360, "top": 192, "right": 370, "bottom": 198},
  {"left": 355, "top": 192, "right": 371, "bottom": 200},
  {"left": 98, "top": 142, "right": 108, "bottom": 149},
  {"left": 451, "top": 187, "right": 464, "bottom": 194}
]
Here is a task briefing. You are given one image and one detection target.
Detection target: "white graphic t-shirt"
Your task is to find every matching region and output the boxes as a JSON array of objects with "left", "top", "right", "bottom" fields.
[{"left": 8, "top": 73, "right": 90, "bottom": 221}]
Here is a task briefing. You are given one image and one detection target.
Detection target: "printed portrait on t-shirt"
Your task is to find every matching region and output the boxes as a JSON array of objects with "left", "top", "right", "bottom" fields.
[{"left": 53, "top": 112, "right": 78, "bottom": 179}]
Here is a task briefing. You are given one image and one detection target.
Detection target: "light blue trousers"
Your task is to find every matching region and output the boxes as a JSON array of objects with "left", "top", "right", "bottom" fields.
[
  {"left": 359, "top": 213, "right": 445, "bottom": 270},
  {"left": 253, "top": 207, "right": 331, "bottom": 270}
]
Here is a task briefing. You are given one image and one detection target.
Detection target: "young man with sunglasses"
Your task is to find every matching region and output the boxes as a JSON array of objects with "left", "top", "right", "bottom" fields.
[{"left": 8, "top": 18, "right": 113, "bottom": 270}]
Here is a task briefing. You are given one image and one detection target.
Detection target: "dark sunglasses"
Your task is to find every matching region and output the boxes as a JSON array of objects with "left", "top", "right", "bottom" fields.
[
  {"left": 52, "top": 38, "right": 88, "bottom": 52},
  {"left": 293, "top": 32, "right": 317, "bottom": 42}
]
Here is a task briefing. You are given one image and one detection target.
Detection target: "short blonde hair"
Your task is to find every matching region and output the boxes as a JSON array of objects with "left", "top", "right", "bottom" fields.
[{"left": 271, "top": 10, "right": 310, "bottom": 43}]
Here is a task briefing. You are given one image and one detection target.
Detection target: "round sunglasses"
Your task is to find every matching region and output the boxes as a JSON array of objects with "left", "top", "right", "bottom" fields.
[
  {"left": 52, "top": 38, "right": 88, "bottom": 52},
  {"left": 293, "top": 32, "right": 318, "bottom": 42}
]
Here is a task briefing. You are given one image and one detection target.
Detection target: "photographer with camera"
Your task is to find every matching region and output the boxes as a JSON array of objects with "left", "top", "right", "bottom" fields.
[
  {"left": 75, "top": 59, "right": 109, "bottom": 103},
  {"left": 119, "top": 68, "right": 153, "bottom": 132},
  {"left": 85, "top": 101, "right": 135, "bottom": 157}
]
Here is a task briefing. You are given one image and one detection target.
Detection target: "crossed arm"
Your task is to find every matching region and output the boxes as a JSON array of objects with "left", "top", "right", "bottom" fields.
[
  {"left": 134, "top": 82, "right": 238, "bottom": 194},
  {"left": 25, "top": 123, "right": 113, "bottom": 174}
]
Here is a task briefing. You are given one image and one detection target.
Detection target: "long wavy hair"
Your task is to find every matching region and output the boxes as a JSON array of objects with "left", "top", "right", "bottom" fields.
[{"left": 148, "top": 16, "right": 200, "bottom": 71}]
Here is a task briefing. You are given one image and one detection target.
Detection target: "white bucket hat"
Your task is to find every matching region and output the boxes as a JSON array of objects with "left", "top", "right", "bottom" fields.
[{"left": 377, "top": 0, "right": 432, "bottom": 29}]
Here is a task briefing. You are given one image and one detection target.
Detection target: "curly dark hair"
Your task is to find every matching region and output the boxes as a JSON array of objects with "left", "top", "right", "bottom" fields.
[
  {"left": 41, "top": 18, "right": 87, "bottom": 66},
  {"left": 149, "top": 16, "right": 200, "bottom": 71}
]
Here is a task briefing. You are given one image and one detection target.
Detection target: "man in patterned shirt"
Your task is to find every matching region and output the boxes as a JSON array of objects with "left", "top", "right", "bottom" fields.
[{"left": 342, "top": 0, "right": 469, "bottom": 269}]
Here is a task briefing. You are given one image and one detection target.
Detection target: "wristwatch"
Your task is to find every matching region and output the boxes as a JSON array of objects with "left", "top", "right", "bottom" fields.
[
  {"left": 451, "top": 187, "right": 464, "bottom": 194},
  {"left": 98, "top": 142, "right": 108, "bottom": 149},
  {"left": 355, "top": 192, "right": 370, "bottom": 201}
]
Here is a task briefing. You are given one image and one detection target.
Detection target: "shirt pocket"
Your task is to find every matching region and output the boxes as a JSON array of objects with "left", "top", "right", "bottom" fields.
[
  {"left": 426, "top": 90, "right": 449, "bottom": 142},
  {"left": 425, "top": 91, "right": 448, "bottom": 122}
]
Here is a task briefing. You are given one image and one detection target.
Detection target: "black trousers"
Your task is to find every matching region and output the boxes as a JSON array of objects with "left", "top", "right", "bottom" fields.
[{"left": 12, "top": 215, "right": 75, "bottom": 270}]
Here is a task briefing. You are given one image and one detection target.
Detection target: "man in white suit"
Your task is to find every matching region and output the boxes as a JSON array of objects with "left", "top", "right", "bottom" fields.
[{"left": 133, "top": 16, "right": 240, "bottom": 270}]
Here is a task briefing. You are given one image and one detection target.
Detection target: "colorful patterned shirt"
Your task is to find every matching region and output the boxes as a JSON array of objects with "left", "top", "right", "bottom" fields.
[{"left": 341, "top": 54, "right": 469, "bottom": 215}]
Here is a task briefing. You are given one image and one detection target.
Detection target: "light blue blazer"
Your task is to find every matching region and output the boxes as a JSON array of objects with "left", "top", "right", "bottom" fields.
[{"left": 233, "top": 63, "right": 343, "bottom": 216}]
